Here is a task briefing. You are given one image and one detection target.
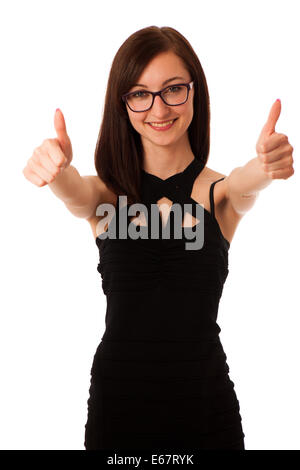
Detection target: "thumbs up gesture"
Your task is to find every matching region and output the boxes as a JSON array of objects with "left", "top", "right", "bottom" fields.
[
  {"left": 23, "top": 109, "right": 73, "bottom": 187},
  {"left": 256, "top": 100, "right": 294, "bottom": 180}
]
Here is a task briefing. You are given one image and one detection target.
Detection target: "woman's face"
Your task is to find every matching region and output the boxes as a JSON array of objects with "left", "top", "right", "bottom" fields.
[{"left": 125, "top": 51, "right": 194, "bottom": 148}]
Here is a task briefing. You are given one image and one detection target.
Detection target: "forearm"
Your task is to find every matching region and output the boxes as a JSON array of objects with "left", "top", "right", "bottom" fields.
[
  {"left": 228, "top": 157, "right": 273, "bottom": 198},
  {"left": 226, "top": 157, "right": 273, "bottom": 215},
  {"left": 48, "top": 164, "right": 86, "bottom": 205}
]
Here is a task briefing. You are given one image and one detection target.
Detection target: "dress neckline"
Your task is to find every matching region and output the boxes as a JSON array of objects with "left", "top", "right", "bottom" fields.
[{"left": 141, "top": 157, "right": 198, "bottom": 182}]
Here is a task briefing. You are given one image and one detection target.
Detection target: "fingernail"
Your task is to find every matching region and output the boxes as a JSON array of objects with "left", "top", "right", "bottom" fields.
[
  {"left": 56, "top": 108, "right": 60, "bottom": 113},
  {"left": 276, "top": 99, "right": 281, "bottom": 102}
]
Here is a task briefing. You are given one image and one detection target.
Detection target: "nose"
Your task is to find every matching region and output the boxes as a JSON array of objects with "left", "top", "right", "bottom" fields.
[{"left": 149, "top": 94, "right": 172, "bottom": 117}]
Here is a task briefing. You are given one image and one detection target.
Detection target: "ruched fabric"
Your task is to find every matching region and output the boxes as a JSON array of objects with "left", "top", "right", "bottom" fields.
[{"left": 84, "top": 157, "right": 245, "bottom": 450}]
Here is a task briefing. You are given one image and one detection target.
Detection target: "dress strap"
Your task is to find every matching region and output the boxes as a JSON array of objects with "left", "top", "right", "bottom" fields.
[{"left": 209, "top": 177, "right": 225, "bottom": 219}]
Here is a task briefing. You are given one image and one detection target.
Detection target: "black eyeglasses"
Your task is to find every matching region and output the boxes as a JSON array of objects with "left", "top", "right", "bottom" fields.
[{"left": 122, "top": 81, "right": 194, "bottom": 112}]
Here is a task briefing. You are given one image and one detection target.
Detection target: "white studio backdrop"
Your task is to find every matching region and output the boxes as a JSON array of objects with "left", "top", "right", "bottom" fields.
[{"left": 0, "top": 0, "right": 299, "bottom": 450}]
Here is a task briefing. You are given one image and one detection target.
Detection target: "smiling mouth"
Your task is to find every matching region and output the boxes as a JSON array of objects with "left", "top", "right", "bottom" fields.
[{"left": 146, "top": 118, "right": 178, "bottom": 128}]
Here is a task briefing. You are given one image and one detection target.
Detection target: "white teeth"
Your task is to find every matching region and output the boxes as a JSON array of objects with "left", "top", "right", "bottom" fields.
[{"left": 149, "top": 119, "right": 175, "bottom": 128}]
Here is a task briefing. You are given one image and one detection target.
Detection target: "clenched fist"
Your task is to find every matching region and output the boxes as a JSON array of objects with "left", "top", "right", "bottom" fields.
[{"left": 23, "top": 109, "right": 73, "bottom": 187}]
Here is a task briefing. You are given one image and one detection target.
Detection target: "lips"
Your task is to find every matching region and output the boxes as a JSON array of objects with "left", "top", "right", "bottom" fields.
[
  {"left": 146, "top": 118, "right": 178, "bottom": 130},
  {"left": 147, "top": 118, "right": 177, "bottom": 124}
]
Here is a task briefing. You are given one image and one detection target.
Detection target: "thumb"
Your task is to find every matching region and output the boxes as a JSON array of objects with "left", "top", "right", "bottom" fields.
[
  {"left": 260, "top": 99, "right": 281, "bottom": 138},
  {"left": 54, "top": 108, "right": 71, "bottom": 156}
]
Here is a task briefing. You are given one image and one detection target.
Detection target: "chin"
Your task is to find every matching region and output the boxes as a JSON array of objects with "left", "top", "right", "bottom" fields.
[{"left": 147, "top": 136, "right": 180, "bottom": 148}]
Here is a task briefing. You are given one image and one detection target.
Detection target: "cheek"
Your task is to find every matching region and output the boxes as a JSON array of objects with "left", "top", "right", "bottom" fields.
[
  {"left": 178, "top": 104, "right": 193, "bottom": 127},
  {"left": 128, "top": 113, "right": 147, "bottom": 131},
  {"left": 187, "top": 102, "right": 194, "bottom": 123}
]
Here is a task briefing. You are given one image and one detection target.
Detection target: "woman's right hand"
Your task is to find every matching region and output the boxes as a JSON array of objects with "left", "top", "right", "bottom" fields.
[{"left": 23, "top": 109, "right": 73, "bottom": 187}]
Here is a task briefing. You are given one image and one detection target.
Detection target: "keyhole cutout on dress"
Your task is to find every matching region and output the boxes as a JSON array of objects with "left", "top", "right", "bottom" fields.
[{"left": 129, "top": 196, "right": 200, "bottom": 230}]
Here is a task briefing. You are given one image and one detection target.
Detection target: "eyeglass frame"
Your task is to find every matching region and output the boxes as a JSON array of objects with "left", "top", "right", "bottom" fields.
[{"left": 121, "top": 81, "right": 194, "bottom": 112}]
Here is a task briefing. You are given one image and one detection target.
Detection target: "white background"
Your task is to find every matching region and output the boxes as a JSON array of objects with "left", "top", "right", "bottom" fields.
[{"left": 0, "top": 0, "right": 299, "bottom": 450}]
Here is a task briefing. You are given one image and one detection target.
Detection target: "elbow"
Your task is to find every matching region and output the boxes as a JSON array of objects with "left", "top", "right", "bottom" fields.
[{"left": 231, "top": 192, "right": 259, "bottom": 215}]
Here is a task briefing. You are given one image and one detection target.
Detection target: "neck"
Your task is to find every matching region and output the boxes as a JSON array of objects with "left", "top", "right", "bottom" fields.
[{"left": 141, "top": 132, "right": 195, "bottom": 180}]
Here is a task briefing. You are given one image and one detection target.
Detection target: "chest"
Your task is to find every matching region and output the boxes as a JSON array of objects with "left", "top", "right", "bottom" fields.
[{"left": 89, "top": 172, "right": 239, "bottom": 246}]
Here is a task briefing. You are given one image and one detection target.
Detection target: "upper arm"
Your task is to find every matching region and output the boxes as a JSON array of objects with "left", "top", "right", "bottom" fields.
[
  {"left": 211, "top": 175, "right": 248, "bottom": 244},
  {"left": 64, "top": 175, "right": 106, "bottom": 219}
]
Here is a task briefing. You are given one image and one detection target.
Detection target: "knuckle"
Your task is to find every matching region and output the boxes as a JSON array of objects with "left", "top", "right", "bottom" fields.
[
  {"left": 33, "top": 150, "right": 42, "bottom": 163},
  {"left": 260, "top": 143, "right": 267, "bottom": 152},
  {"left": 258, "top": 154, "right": 266, "bottom": 163},
  {"left": 28, "top": 158, "right": 35, "bottom": 170},
  {"left": 260, "top": 154, "right": 268, "bottom": 163},
  {"left": 263, "top": 155, "right": 269, "bottom": 163},
  {"left": 33, "top": 146, "right": 40, "bottom": 156}
]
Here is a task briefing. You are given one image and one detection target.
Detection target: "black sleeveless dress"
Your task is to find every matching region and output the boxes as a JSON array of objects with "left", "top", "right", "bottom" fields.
[{"left": 84, "top": 157, "right": 245, "bottom": 450}]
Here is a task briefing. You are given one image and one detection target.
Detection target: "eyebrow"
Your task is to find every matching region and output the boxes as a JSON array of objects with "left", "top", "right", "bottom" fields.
[{"left": 132, "top": 76, "right": 186, "bottom": 88}]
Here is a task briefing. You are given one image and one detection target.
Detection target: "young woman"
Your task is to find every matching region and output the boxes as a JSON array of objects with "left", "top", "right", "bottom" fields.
[{"left": 23, "top": 26, "right": 294, "bottom": 450}]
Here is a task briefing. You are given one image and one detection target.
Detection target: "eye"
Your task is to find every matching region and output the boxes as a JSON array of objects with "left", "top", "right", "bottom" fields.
[
  {"left": 166, "top": 86, "right": 181, "bottom": 93},
  {"left": 131, "top": 91, "right": 149, "bottom": 99}
]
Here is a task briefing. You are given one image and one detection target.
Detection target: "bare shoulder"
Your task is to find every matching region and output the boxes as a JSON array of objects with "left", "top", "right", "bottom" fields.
[
  {"left": 85, "top": 176, "right": 118, "bottom": 239},
  {"left": 197, "top": 166, "right": 228, "bottom": 205},
  {"left": 195, "top": 166, "right": 245, "bottom": 245},
  {"left": 85, "top": 176, "right": 117, "bottom": 213}
]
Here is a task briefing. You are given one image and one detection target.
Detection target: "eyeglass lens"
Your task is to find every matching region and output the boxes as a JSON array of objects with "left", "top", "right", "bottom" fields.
[{"left": 127, "top": 85, "right": 188, "bottom": 112}]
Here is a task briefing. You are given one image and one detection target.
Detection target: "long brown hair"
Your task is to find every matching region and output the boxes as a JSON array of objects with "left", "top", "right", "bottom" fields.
[{"left": 94, "top": 25, "right": 211, "bottom": 205}]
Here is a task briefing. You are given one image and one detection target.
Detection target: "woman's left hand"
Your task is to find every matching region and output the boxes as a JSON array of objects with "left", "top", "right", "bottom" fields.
[{"left": 256, "top": 99, "right": 294, "bottom": 180}]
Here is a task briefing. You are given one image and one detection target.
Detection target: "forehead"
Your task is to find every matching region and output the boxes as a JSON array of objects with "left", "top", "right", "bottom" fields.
[{"left": 136, "top": 52, "right": 189, "bottom": 85}]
